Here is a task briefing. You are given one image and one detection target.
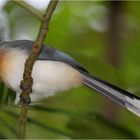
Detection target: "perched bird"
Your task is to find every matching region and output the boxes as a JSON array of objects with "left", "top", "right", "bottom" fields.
[{"left": 0, "top": 40, "right": 140, "bottom": 117}]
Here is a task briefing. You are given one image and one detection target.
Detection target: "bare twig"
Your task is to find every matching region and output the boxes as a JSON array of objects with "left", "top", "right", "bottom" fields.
[
  {"left": 17, "top": 0, "right": 58, "bottom": 139},
  {"left": 18, "top": 105, "right": 28, "bottom": 139},
  {"left": 13, "top": 0, "right": 43, "bottom": 21}
]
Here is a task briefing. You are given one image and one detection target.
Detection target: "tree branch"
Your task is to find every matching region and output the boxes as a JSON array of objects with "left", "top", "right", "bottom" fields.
[
  {"left": 13, "top": 0, "right": 43, "bottom": 21},
  {"left": 18, "top": 0, "right": 59, "bottom": 139}
]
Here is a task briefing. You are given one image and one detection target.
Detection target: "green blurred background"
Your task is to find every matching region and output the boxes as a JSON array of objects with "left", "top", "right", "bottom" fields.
[{"left": 0, "top": 0, "right": 140, "bottom": 139}]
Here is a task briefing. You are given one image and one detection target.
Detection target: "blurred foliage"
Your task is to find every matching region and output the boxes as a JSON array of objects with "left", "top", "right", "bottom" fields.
[{"left": 0, "top": 0, "right": 140, "bottom": 139}]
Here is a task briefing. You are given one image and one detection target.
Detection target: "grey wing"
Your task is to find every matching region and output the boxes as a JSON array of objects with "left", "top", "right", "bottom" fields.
[
  {"left": 0, "top": 40, "right": 33, "bottom": 52},
  {"left": 39, "top": 45, "right": 88, "bottom": 73},
  {"left": 0, "top": 40, "right": 88, "bottom": 73}
]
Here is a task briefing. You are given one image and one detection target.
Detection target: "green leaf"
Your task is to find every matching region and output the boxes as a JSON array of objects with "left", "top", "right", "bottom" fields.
[{"left": 67, "top": 113, "right": 137, "bottom": 139}]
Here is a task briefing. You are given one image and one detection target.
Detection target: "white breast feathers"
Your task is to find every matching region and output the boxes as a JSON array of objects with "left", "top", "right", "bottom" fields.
[{"left": 1, "top": 48, "right": 83, "bottom": 102}]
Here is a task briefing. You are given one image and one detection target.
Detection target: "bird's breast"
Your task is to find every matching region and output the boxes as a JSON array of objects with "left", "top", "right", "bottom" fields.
[{"left": 0, "top": 48, "right": 82, "bottom": 101}]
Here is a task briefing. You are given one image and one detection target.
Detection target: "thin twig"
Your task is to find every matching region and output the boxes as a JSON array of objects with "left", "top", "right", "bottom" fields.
[
  {"left": 18, "top": 0, "right": 59, "bottom": 139},
  {"left": 18, "top": 105, "right": 28, "bottom": 139},
  {"left": 13, "top": 0, "right": 43, "bottom": 21}
]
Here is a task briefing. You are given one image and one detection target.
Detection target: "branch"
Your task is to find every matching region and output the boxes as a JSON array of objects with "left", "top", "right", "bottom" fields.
[
  {"left": 13, "top": 0, "right": 43, "bottom": 21},
  {"left": 18, "top": 0, "right": 58, "bottom": 139}
]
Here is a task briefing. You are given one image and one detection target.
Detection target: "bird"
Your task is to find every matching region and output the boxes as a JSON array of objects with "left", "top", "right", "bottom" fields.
[{"left": 0, "top": 40, "right": 140, "bottom": 117}]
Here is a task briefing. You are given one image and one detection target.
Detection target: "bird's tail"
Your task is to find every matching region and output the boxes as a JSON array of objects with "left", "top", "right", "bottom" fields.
[{"left": 81, "top": 72, "right": 140, "bottom": 117}]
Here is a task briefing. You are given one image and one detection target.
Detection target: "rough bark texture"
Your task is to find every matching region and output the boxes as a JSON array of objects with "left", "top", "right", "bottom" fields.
[{"left": 17, "top": 0, "right": 59, "bottom": 139}]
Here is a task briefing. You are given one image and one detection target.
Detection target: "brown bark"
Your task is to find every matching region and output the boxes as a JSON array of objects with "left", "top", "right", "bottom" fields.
[{"left": 16, "top": 0, "right": 59, "bottom": 139}]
